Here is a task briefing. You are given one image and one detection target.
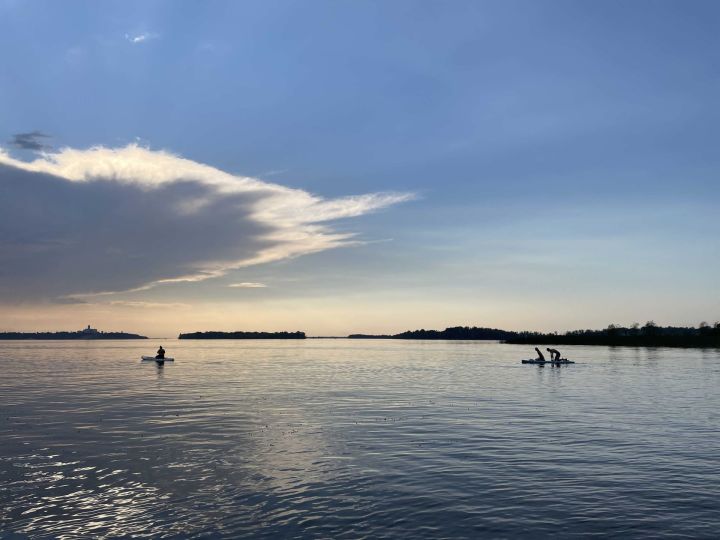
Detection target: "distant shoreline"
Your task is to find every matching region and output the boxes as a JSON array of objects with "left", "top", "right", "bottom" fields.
[
  {"left": 0, "top": 332, "right": 147, "bottom": 340},
  {"left": 504, "top": 335, "right": 720, "bottom": 348},
  {"left": 348, "top": 324, "right": 720, "bottom": 348},
  {"left": 178, "top": 331, "right": 306, "bottom": 339},
  {"left": 349, "top": 326, "right": 515, "bottom": 340},
  {"left": 3, "top": 324, "right": 718, "bottom": 348}
]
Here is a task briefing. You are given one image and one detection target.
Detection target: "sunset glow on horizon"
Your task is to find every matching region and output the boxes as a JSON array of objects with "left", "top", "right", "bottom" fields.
[{"left": 1, "top": 1, "right": 718, "bottom": 335}]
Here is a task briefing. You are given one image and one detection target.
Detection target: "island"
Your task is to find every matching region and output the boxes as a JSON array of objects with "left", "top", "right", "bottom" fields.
[
  {"left": 178, "top": 331, "right": 306, "bottom": 339},
  {"left": 0, "top": 325, "right": 147, "bottom": 340},
  {"left": 349, "top": 326, "right": 518, "bottom": 340}
]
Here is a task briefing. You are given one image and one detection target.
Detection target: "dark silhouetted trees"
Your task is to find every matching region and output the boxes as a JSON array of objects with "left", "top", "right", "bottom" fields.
[
  {"left": 349, "top": 326, "right": 518, "bottom": 340},
  {"left": 505, "top": 322, "right": 720, "bottom": 348},
  {"left": 0, "top": 330, "right": 146, "bottom": 339}
]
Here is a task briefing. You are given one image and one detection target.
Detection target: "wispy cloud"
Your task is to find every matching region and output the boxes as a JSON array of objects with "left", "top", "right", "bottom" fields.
[
  {"left": 51, "top": 297, "right": 88, "bottom": 305},
  {"left": 258, "top": 169, "right": 289, "bottom": 178},
  {"left": 0, "top": 144, "right": 414, "bottom": 302},
  {"left": 125, "top": 32, "right": 158, "bottom": 45},
  {"left": 109, "top": 301, "right": 189, "bottom": 309},
  {"left": 8, "top": 131, "right": 51, "bottom": 151},
  {"left": 228, "top": 282, "right": 268, "bottom": 288}
]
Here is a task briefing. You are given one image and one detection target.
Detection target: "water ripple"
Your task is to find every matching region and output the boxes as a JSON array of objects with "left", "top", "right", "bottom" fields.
[{"left": 1, "top": 340, "right": 719, "bottom": 538}]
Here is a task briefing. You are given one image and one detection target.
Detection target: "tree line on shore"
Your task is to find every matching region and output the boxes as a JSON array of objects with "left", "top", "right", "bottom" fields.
[
  {"left": 349, "top": 326, "right": 516, "bottom": 340},
  {"left": 350, "top": 322, "right": 720, "bottom": 347},
  {"left": 505, "top": 321, "right": 720, "bottom": 347}
]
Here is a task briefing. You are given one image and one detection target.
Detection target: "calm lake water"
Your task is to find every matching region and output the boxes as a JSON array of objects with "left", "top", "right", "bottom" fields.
[{"left": 1, "top": 339, "right": 719, "bottom": 538}]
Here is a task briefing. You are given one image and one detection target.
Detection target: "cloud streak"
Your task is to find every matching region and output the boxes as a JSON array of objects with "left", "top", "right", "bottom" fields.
[
  {"left": 0, "top": 144, "right": 413, "bottom": 302},
  {"left": 109, "top": 301, "right": 189, "bottom": 309}
]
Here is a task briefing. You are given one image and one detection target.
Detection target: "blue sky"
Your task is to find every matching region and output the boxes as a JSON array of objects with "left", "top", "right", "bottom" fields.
[{"left": 0, "top": 0, "right": 718, "bottom": 335}]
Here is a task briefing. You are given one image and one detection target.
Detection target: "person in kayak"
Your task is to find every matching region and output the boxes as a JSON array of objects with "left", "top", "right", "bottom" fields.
[
  {"left": 156, "top": 346, "right": 165, "bottom": 359},
  {"left": 546, "top": 348, "right": 562, "bottom": 361},
  {"left": 534, "top": 347, "right": 545, "bottom": 361}
]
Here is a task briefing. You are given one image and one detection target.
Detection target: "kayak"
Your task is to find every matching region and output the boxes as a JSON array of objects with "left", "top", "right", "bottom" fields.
[
  {"left": 522, "top": 359, "right": 574, "bottom": 364},
  {"left": 141, "top": 356, "right": 174, "bottom": 362}
]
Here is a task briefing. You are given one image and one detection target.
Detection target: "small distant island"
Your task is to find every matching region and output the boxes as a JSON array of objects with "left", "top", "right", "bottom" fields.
[
  {"left": 349, "top": 326, "right": 517, "bottom": 340},
  {"left": 0, "top": 325, "right": 147, "bottom": 340},
  {"left": 179, "top": 331, "right": 306, "bottom": 339},
  {"left": 349, "top": 322, "right": 720, "bottom": 348}
]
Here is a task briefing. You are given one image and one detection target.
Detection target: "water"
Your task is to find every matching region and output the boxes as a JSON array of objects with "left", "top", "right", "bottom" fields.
[{"left": 1, "top": 340, "right": 719, "bottom": 538}]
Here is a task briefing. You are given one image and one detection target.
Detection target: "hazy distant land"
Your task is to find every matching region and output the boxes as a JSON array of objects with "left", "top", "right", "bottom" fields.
[
  {"left": 0, "top": 330, "right": 147, "bottom": 340},
  {"left": 178, "top": 331, "right": 306, "bottom": 339}
]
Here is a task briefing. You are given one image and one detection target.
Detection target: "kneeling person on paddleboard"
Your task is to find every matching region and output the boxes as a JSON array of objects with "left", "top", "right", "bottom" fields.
[
  {"left": 156, "top": 346, "right": 165, "bottom": 360},
  {"left": 535, "top": 347, "right": 545, "bottom": 361}
]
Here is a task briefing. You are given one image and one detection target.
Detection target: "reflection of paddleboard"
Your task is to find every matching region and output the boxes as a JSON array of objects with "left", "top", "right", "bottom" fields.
[
  {"left": 521, "top": 359, "right": 574, "bottom": 365},
  {"left": 141, "top": 356, "right": 174, "bottom": 362}
]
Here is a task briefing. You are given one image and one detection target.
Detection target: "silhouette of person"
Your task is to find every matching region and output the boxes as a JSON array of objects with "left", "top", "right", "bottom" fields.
[
  {"left": 535, "top": 347, "right": 545, "bottom": 361},
  {"left": 546, "top": 348, "right": 561, "bottom": 360},
  {"left": 156, "top": 346, "right": 165, "bottom": 359}
]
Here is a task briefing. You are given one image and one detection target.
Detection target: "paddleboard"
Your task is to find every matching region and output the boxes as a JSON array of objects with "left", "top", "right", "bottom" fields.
[
  {"left": 141, "top": 356, "right": 174, "bottom": 362},
  {"left": 521, "top": 359, "right": 574, "bottom": 364}
]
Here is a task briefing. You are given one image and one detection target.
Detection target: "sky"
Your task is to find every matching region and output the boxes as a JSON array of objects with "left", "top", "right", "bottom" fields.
[{"left": 0, "top": 0, "right": 718, "bottom": 336}]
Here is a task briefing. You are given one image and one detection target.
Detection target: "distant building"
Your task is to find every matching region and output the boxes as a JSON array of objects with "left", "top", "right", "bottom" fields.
[{"left": 81, "top": 325, "right": 99, "bottom": 335}]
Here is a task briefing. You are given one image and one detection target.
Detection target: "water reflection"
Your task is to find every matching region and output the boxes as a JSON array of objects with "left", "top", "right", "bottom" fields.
[{"left": 1, "top": 340, "right": 719, "bottom": 537}]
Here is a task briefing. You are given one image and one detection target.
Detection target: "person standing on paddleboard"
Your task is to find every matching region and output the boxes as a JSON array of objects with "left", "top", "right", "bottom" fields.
[
  {"left": 546, "top": 348, "right": 561, "bottom": 361},
  {"left": 156, "top": 346, "right": 165, "bottom": 359}
]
